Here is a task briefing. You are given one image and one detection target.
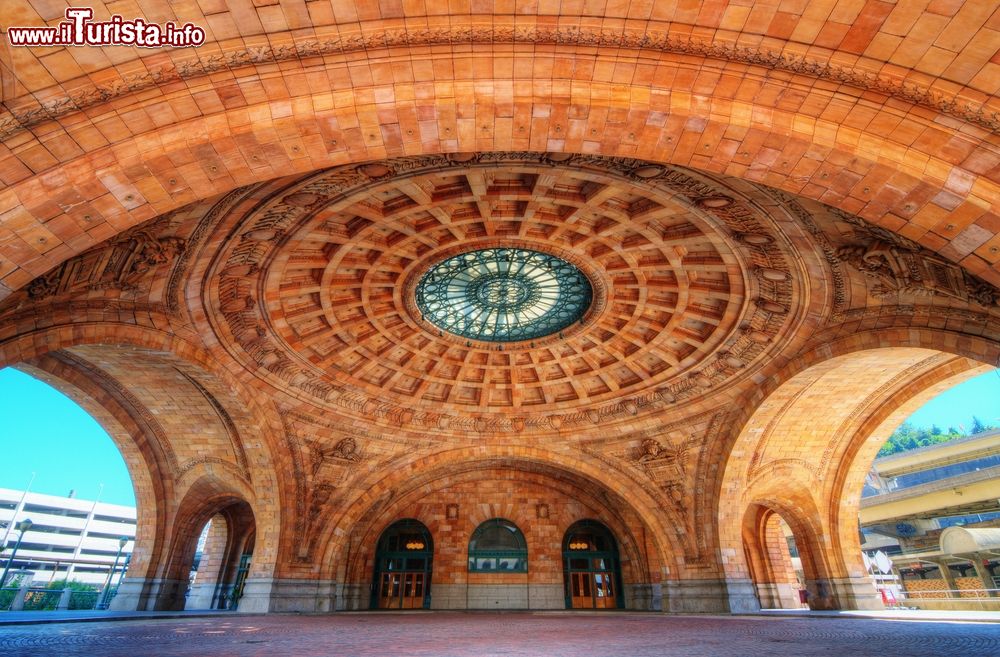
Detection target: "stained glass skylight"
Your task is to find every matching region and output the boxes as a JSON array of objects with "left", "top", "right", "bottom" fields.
[{"left": 415, "top": 248, "right": 592, "bottom": 343}]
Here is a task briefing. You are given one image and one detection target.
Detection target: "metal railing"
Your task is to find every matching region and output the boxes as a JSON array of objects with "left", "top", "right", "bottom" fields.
[
  {"left": 897, "top": 587, "right": 1000, "bottom": 600},
  {"left": 876, "top": 586, "right": 1000, "bottom": 610},
  {"left": 0, "top": 586, "right": 109, "bottom": 611}
]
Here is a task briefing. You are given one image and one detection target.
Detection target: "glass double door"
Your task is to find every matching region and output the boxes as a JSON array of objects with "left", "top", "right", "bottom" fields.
[
  {"left": 372, "top": 520, "right": 433, "bottom": 610},
  {"left": 374, "top": 554, "right": 431, "bottom": 609},
  {"left": 565, "top": 556, "right": 620, "bottom": 609},
  {"left": 377, "top": 570, "right": 426, "bottom": 609}
]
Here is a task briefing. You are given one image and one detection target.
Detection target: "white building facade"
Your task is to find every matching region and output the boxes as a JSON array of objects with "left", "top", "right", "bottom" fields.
[{"left": 0, "top": 488, "right": 135, "bottom": 587}]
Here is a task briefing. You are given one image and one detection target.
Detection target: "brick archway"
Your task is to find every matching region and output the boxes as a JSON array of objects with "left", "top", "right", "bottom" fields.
[
  {"left": 1, "top": 33, "right": 997, "bottom": 298},
  {"left": 308, "top": 446, "right": 688, "bottom": 612},
  {"left": 335, "top": 467, "right": 658, "bottom": 612},
  {"left": 738, "top": 482, "right": 838, "bottom": 611},
  {"left": 146, "top": 474, "right": 257, "bottom": 611},
  {"left": 717, "top": 335, "right": 996, "bottom": 611},
  {"left": 0, "top": 323, "right": 287, "bottom": 611},
  {"left": 742, "top": 507, "right": 803, "bottom": 610},
  {"left": 15, "top": 354, "right": 174, "bottom": 590}
]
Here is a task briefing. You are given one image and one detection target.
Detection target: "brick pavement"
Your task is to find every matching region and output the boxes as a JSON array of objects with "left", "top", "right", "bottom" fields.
[{"left": 1, "top": 612, "right": 998, "bottom": 657}]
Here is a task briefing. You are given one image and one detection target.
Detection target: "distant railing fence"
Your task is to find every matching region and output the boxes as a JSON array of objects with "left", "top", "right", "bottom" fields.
[
  {"left": 878, "top": 586, "right": 1000, "bottom": 609},
  {"left": 0, "top": 585, "right": 110, "bottom": 611}
]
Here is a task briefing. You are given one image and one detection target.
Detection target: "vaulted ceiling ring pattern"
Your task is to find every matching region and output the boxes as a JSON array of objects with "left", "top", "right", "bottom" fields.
[{"left": 205, "top": 152, "right": 812, "bottom": 428}]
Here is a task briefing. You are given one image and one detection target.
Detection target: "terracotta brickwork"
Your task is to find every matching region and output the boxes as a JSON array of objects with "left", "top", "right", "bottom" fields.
[
  {"left": 1, "top": 3, "right": 1000, "bottom": 298},
  {"left": 741, "top": 508, "right": 802, "bottom": 609},
  {"left": 187, "top": 515, "right": 228, "bottom": 609},
  {"left": 0, "top": 1, "right": 997, "bottom": 615},
  {"left": 342, "top": 471, "right": 654, "bottom": 610},
  {"left": 764, "top": 516, "right": 799, "bottom": 590}
]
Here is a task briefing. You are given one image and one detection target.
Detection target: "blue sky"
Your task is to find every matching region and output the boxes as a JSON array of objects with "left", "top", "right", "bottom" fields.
[
  {"left": 0, "top": 367, "right": 135, "bottom": 506},
  {"left": 1, "top": 365, "right": 998, "bottom": 509},
  {"left": 904, "top": 368, "right": 1000, "bottom": 431}
]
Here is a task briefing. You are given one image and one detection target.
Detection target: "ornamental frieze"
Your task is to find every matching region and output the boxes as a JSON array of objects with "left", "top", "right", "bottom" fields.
[
  {"left": 2, "top": 25, "right": 996, "bottom": 141},
  {"left": 25, "top": 219, "right": 185, "bottom": 301},
  {"left": 837, "top": 240, "right": 1000, "bottom": 307}
]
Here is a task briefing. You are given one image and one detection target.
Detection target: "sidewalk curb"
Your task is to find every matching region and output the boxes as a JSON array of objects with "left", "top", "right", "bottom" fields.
[
  {"left": 2, "top": 609, "right": 999, "bottom": 626},
  {"left": 0, "top": 611, "right": 260, "bottom": 626},
  {"left": 753, "top": 610, "right": 1000, "bottom": 624}
]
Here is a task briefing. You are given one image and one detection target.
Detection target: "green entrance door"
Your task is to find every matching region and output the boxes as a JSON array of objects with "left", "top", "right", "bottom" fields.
[
  {"left": 563, "top": 520, "right": 624, "bottom": 610},
  {"left": 371, "top": 519, "right": 433, "bottom": 610}
]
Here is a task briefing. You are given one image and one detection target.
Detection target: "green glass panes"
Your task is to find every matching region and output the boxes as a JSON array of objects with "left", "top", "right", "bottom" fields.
[{"left": 415, "top": 248, "right": 592, "bottom": 342}]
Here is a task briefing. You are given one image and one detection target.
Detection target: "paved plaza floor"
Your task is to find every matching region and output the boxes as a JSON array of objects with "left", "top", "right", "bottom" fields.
[{"left": 1, "top": 611, "right": 999, "bottom": 657}]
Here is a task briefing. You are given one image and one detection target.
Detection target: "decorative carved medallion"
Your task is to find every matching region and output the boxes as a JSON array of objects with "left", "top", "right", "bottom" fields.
[
  {"left": 310, "top": 437, "right": 362, "bottom": 473},
  {"left": 837, "top": 240, "right": 999, "bottom": 307},
  {"left": 27, "top": 222, "right": 184, "bottom": 300}
]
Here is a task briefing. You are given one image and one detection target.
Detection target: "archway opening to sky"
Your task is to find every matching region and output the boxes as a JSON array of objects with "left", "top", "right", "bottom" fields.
[
  {"left": 875, "top": 369, "right": 1000, "bottom": 458},
  {"left": 0, "top": 366, "right": 137, "bottom": 597},
  {"left": 858, "top": 367, "right": 1000, "bottom": 605},
  {"left": 0, "top": 367, "right": 135, "bottom": 507}
]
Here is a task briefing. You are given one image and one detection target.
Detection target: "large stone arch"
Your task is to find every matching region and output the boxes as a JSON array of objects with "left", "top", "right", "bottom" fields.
[
  {"left": 318, "top": 447, "right": 677, "bottom": 567},
  {"left": 741, "top": 505, "right": 802, "bottom": 610},
  {"left": 337, "top": 468, "right": 656, "bottom": 611},
  {"left": 738, "top": 466, "right": 841, "bottom": 610},
  {"left": 304, "top": 444, "right": 734, "bottom": 611},
  {"left": 150, "top": 473, "right": 257, "bottom": 611},
  {"left": 716, "top": 329, "right": 997, "bottom": 611},
  {"left": 1, "top": 27, "right": 997, "bottom": 297},
  {"left": 0, "top": 321, "right": 287, "bottom": 610},
  {"left": 14, "top": 354, "right": 173, "bottom": 587}
]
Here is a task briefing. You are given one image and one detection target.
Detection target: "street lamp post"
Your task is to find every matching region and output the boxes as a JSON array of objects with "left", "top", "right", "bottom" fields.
[
  {"left": 116, "top": 552, "right": 131, "bottom": 589},
  {"left": 0, "top": 519, "right": 33, "bottom": 589},
  {"left": 98, "top": 536, "right": 129, "bottom": 610}
]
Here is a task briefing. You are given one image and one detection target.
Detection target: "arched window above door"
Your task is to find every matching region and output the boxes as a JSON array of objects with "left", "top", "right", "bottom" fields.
[{"left": 468, "top": 518, "right": 527, "bottom": 572}]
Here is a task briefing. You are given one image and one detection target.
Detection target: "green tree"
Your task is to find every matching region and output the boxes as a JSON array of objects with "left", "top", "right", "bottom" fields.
[{"left": 877, "top": 422, "right": 970, "bottom": 457}]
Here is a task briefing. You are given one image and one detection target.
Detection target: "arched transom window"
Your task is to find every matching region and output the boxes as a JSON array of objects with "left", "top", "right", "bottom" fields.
[{"left": 468, "top": 518, "right": 527, "bottom": 572}]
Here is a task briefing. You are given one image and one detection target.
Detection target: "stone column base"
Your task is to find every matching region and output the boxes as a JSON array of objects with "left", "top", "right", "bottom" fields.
[
  {"left": 752, "top": 581, "right": 801, "bottom": 610},
  {"left": 108, "top": 577, "right": 188, "bottom": 611},
  {"left": 428, "top": 583, "right": 564, "bottom": 610},
  {"left": 724, "top": 578, "right": 762, "bottom": 614},
  {"left": 238, "top": 577, "right": 339, "bottom": 613},
  {"left": 826, "top": 577, "right": 883, "bottom": 610},
  {"left": 662, "top": 578, "right": 760, "bottom": 614},
  {"left": 663, "top": 579, "right": 726, "bottom": 613},
  {"left": 186, "top": 582, "right": 220, "bottom": 610},
  {"left": 466, "top": 583, "right": 529, "bottom": 609},
  {"left": 624, "top": 583, "right": 662, "bottom": 611},
  {"left": 428, "top": 583, "right": 464, "bottom": 609},
  {"left": 336, "top": 583, "right": 366, "bottom": 611},
  {"left": 527, "top": 583, "right": 564, "bottom": 609}
]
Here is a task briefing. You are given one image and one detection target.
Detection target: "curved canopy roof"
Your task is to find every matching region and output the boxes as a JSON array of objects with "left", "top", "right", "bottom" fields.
[{"left": 940, "top": 527, "right": 1000, "bottom": 555}]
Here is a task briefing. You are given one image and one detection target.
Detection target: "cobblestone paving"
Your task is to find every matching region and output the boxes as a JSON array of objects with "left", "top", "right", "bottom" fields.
[{"left": 1, "top": 612, "right": 999, "bottom": 657}]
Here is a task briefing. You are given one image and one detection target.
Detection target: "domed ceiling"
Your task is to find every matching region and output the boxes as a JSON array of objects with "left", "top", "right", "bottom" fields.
[
  {"left": 199, "top": 152, "right": 812, "bottom": 427},
  {"left": 7, "top": 151, "right": 997, "bottom": 437}
]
